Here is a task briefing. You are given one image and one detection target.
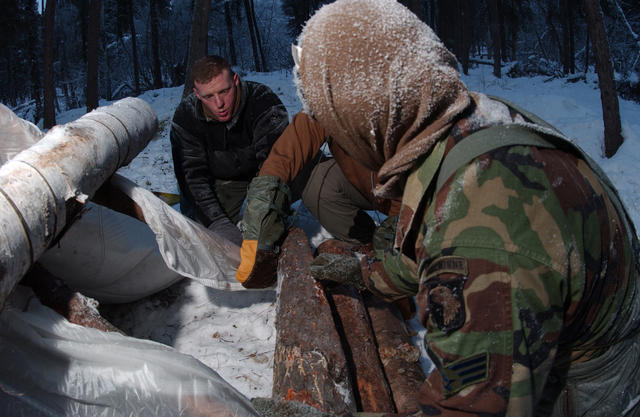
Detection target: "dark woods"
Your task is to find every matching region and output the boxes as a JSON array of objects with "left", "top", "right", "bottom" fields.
[{"left": 3, "top": 0, "right": 639, "bottom": 129}]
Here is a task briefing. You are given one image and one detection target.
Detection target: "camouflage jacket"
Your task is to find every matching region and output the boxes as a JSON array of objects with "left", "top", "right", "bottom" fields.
[{"left": 362, "top": 98, "right": 640, "bottom": 416}]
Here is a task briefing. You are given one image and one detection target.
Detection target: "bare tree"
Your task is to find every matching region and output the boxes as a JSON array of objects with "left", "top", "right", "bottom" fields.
[
  {"left": 243, "top": 0, "right": 262, "bottom": 71},
  {"left": 149, "top": 0, "right": 163, "bottom": 89},
  {"left": 43, "top": 0, "right": 57, "bottom": 128},
  {"left": 224, "top": 0, "right": 237, "bottom": 66},
  {"left": 128, "top": 0, "right": 141, "bottom": 95},
  {"left": 28, "top": 0, "right": 43, "bottom": 125},
  {"left": 487, "top": 0, "right": 502, "bottom": 77},
  {"left": 182, "top": 0, "right": 210, "bottom": 99},
  {"left": 454, "top": 0, "right": 471, "bottom": 74},
  {"left": 583, "top": 0, "right": 623, "bottom": 157},
  {"left": 249, "top": 0, "right": 266, "bottom": 70},
  {"left": 86, "top": 0, "right": 101, "bottom": 111}
]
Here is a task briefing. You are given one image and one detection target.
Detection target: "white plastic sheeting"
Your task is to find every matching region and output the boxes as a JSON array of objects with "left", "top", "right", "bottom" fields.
[
  {"left": 109, "top": 173, "right": 242, "bottom": 290},
  {"left": 0, "top": 286, "right": 262, "bottom": 417},
  {"left": 39, "top": 173, "right": 243, "bottom": 300},
  {"left": 37, "top": 202, "right": 185, "bottom": 303}
]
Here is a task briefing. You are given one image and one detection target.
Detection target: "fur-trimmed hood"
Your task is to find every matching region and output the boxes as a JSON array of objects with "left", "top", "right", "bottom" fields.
[{"left": 295, "top": 0, "right": 471, "bottom": 198}]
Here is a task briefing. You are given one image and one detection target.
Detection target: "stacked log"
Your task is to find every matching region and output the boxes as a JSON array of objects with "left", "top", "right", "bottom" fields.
[
  {"left": 273, "top": 230, "right": 426, "bottom": 415},
  {"left": 272, "top": 227, "right": 356, "bottom": 415},
  {"left": 364, "top": 293, "right": 425, "bottom": 414}
]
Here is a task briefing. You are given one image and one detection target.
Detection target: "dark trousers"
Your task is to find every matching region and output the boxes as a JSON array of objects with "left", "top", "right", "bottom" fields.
[{"left": 179, "top": 179, "right": 249, "bottom": 225}]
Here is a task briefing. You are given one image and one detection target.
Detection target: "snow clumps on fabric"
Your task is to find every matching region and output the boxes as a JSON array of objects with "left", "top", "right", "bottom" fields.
[{"left": 295, "top": 0, "right": 471, "bottom": 199}]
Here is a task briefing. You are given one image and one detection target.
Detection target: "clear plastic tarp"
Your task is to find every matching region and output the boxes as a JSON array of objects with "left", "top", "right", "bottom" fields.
[{"left": 0, "top": 286, "right": 261, "bottom": 417}]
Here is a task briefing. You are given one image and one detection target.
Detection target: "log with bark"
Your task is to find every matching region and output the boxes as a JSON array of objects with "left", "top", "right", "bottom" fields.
[
  {"left": 272, "top": 227, "right": 357, "bottom": 415},
  {"left": 22, "top": 263, "right": 122, "bottom": 334},
  {"left": 364, "top": 292, "right": 425, "bottom": 415},
  {"left": 316, "top": 241, "right": 395, "bottom": 413},
  {"left": 274, "top": 232, "right": 426, "bottom": 415}
]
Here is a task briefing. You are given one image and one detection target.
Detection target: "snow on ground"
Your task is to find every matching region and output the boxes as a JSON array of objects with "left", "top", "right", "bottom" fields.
[{"left": 55, "top": 64, "right": 640, "bottom": 400}]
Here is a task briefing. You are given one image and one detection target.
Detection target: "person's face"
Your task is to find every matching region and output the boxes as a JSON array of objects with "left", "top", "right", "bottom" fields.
[{"left": 193, "top": 69, "right": 239, "bottom": 122}]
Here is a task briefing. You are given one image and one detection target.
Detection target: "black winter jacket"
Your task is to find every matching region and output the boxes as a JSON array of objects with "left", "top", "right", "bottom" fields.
[{"left": 170, "top": 79, "right": 288, "bottom": 226}]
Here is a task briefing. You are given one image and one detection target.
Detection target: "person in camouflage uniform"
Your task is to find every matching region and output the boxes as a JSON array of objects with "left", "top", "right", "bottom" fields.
[{"left": 286, "top": 0, "right": 640, "bottom": 415}]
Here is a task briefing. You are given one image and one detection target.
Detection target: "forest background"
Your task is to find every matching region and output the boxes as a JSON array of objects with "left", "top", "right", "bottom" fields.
[{"left": 2, "top": 0, "right": 640, "bottom": 155}]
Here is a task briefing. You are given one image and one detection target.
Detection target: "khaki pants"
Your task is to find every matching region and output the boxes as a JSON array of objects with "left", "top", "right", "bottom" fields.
[{"left": 301, "top": 159, "right": 377, "bottom": 244}]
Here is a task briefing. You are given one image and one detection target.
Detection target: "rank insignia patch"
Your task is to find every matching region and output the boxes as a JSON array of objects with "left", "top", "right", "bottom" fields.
[{"left": 440, "top": 352, "right": 489, "bottom": 396}]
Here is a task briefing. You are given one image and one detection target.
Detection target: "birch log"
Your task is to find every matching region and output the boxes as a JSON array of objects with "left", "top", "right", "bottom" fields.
[{"left": 0, "top": 97, "right": 157, "bottom": 311}]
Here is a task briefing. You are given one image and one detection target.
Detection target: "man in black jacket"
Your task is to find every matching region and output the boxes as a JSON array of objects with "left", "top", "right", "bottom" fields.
[{"left": 170, "top": 55, "right": 289, "bottom": 245}]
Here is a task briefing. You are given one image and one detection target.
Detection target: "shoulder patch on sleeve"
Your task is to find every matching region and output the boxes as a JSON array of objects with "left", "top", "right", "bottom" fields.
[{"left": 425, "top": 275, "right": 467, "bottom": 334}]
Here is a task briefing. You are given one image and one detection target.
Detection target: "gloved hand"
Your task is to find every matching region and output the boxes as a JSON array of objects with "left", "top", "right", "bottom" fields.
[
  {"left": 236, "top": 175, "right": 291, "bottom": 289},
  {"left": 208, "top": 216, "right": 242, "bottom": 247},
  {"left": 309, "top": 253, "right": 367, "bottom": 291}
]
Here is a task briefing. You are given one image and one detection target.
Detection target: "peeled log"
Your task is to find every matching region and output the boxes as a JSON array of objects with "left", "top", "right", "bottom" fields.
[
  {"left": 0, "top": 97, "right": 157, "bottom": 312},
  {"left": 272, "top": 227, "right": 356, "bottom": 415}
]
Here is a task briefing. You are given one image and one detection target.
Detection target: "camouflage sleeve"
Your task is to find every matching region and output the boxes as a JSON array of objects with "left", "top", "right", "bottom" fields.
[
  {"left": 414, "top": 146, "right": 576, "bottom": 415},
  {"left": 362, "top": 143, "right": 588, "bottom": 415}
]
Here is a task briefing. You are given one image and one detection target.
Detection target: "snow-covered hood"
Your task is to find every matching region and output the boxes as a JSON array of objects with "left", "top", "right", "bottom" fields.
[{"left": 295, "top": 0, "right": 471, "bottom": 198}]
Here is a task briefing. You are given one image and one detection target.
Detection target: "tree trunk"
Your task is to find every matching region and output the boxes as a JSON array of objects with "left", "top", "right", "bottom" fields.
[
  {"left": 325, "top": 285, "right": 396, "bottom": 413},
  {"left": 81, "top": 0, "right": 89, "bottom": 63},
  {"left": 23, "top": 264, "right": 123, "bottom": 334},
  {"left": 102, "top": 35, "right": 112, "bottom": 101},
  {"left": 224, "top": 1, "right": 237, "bottom": 66},
  {"left": 149, "top": 0, "right": 163, "bottom": 89},
  {"left": 248, "top": 0, "right": 266, "bottom": 71},
  {"left": 182, "top": 0, "right": 211, "bottom": 99},
  {"left": 128, "top": 0, "right": 140, "bottom": 95},
  {"left": 428, "top": 0, "right": 436, "bottom": 30},
  {"left": 584, "top": 31, "right": 590, "bottom": 74},
  {"left": 509, "top": 0, "right": 517, "bottom": 61},
  {"left": 43, "top": 0, "right": 57, "bottom": 128},
  {"left": 455, "top": 0, "right": 471, "bottom": 74},
  {"left": 561, "top": 0, "right": 570, "bottom": 74},
  {"left": 498, "top": 0, "right": 506, "bottom": 62},
  {"left": 583, "top": 0, "right": 623, "bottom": 157},
  {"left": 436, "top": 0, "right": 455, "bottom": 52},
  {"left": 487, "top": 0, "right": 502, "bottom": 77},
  {"left": 86, "top": 0, "right": 101, "bottom": 112},
  {"left": 243, "top": 0, "right": 262, "bottom": 71},
  {"left": 569, "top": 2, "right": 575, "bottom": 74},
  {"left": 28, "top": 0, "right": 42, "bottom": 125}
]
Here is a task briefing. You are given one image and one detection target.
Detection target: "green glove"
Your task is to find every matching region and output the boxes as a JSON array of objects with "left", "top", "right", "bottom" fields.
[
  {"left": 309, "top": 253, "right": 367, "bottom": 291},
  {"left": 236, "top": 175, "right": 291, "bottom": 288}
]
